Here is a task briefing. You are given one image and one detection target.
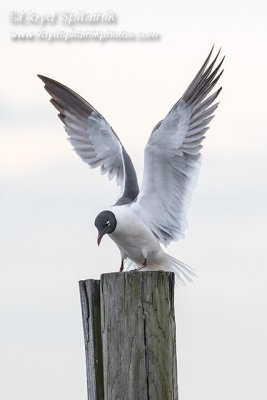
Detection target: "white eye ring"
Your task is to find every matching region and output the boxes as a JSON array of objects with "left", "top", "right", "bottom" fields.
[{"left": 106, "top": 221, "right": 111, "bottom": 226}]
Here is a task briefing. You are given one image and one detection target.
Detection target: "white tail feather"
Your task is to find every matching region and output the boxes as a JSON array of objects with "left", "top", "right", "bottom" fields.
[
  {"left": 124, "top": 255, "right": 197, "bottom": 285},
  {"left": 164, "top": 254, "right": 197, "bottom": 285}
]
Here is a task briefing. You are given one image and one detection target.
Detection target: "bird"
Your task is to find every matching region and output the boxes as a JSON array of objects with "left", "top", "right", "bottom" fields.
[{"left": 38, "top": 46, "right": 224, "bottom": 284}]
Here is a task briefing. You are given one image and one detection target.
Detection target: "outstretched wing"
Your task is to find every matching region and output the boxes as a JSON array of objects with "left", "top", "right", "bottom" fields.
[
  {"left": 132, "top": 47, "right": 224, "bottom": 245},
  {"left": 38, "top": 75, "right": 139, "bottom": 205}
]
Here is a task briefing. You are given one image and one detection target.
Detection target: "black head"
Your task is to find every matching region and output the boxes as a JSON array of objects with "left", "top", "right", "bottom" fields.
[{"left": 94, "top": 210, "right": 117, "bottom": 246}]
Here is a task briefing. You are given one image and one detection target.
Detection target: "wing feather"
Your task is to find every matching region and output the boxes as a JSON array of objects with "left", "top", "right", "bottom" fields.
[
  {"left": 132, "top": 48, "right": 224, "bottom": 245},
  {"left": 38, "top": 75, "right": 139, "bottom": 205}
]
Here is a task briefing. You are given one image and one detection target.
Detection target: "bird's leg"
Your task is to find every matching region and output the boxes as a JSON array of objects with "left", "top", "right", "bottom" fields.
[
  {"left": 119, "top": 259, "right": 124, "bottom": 272},
  {"left": 135, "top": 258, "right": 147, "bottom": 271}
]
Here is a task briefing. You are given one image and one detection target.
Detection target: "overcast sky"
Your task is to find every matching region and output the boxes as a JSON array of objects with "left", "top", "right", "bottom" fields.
[{"left": 1, "top": 0, "right": 267, "bottom": 399}]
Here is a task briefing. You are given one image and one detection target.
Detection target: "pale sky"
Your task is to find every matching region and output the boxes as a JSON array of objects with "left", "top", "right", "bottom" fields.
[{"left": 1, "top": 1, "right": 267, "bottom": 399}]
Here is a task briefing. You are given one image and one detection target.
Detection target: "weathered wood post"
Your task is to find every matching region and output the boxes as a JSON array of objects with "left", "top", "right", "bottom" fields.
[{"left": 79, "top": 271, "right": 178, "bottom": 400}]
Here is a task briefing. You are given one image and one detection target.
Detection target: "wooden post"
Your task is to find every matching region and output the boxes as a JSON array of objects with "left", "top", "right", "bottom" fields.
[
  {"left": 79, "top": 271, "right": 178, "bottom": 400},
  {"left": 79, "top": 280, "right": 104, "bottom": 400}
]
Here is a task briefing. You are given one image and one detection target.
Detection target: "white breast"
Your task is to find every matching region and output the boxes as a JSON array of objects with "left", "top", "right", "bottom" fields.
[{"left": 108, "top": 205, "right": 165, "bottom": 266}]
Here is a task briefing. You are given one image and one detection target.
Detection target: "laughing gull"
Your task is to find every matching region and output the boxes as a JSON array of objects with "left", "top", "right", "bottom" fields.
[{"left": 38, "top": 47, "right": 224, "bottom": 283}]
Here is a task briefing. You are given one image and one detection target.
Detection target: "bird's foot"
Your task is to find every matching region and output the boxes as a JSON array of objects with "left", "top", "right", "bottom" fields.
[{"left": 135, "top": 258, "right": 147, "bottom": 271}]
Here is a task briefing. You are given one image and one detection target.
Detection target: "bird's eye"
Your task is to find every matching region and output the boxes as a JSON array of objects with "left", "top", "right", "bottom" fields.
[{"left": 106, "top": 221, "right": 111, "bottom": 226}]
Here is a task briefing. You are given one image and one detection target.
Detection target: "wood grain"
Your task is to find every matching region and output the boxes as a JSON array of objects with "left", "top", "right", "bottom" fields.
[
  {"left": 79, "top": 279, "right": 104, "bottom": 400},
  {"left": 100, "top": 271, "right": 178, "bottom": 400}
]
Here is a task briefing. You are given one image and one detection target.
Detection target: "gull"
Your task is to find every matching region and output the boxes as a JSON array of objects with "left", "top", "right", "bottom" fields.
[{"left": 38, "top": 47, "right": 224, "bottom": 283}]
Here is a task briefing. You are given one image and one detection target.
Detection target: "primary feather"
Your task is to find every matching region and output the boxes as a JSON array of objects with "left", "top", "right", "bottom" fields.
[
  {"left": 37, "top": 75, "right": 139, "bottom": 205},
  {"left": 132, "top": 47, "right": 224, "bottom": 245}
]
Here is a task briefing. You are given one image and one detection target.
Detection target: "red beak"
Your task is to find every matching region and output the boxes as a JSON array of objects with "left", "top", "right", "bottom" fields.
[{"left": 97, "top": 233, "right": 104, "bottom": 246}]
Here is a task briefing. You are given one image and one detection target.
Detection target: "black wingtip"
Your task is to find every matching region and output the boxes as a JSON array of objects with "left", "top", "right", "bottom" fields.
[
  {"left": 37, "top": 75, "right": 67, "bottom": 89},
  {"left": 210, "top": 44, "right": 215, "bottom": 55},
  {"left": 37, "top": 74, "right": 46, "bottom": 82},
  {"left": 37, "top": 74, "right": 59, "bottom": 85},
  {"left": 58, "top": 113, "right": 65, "bottom": 124},
  {"left": 37, "top": 74, "right": 55, "bottom": 86}
]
